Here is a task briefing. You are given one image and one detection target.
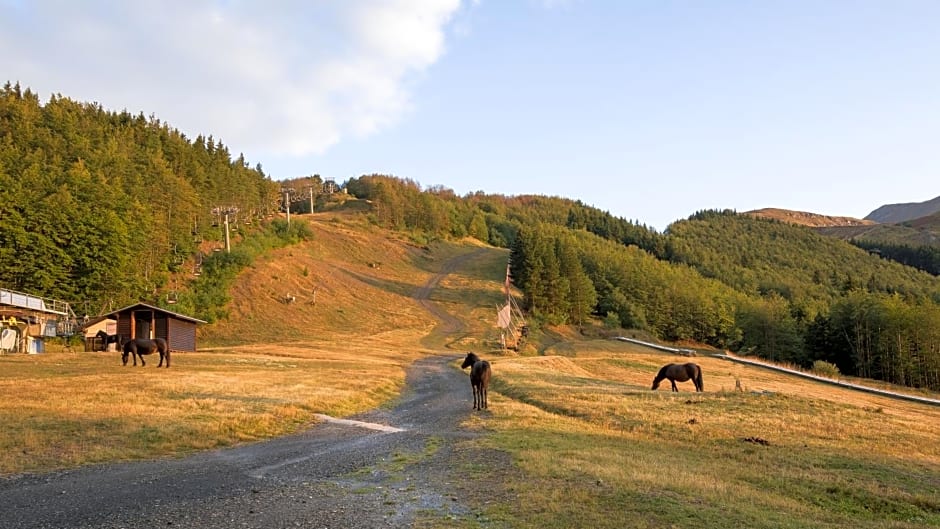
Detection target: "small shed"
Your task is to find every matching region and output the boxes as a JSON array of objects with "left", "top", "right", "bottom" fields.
[
  {"left": 104, "top": 303, "right": 205, "bottom": 352},
  {"left": 81, "top": 316, "right": 118, "bottom": 351}
]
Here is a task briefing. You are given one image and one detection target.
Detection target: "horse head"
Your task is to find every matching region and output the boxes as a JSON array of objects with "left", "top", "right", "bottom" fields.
[
  {"left": 96, "top": 330, "right": 110, "bottom": 351},
  {"left": 651, "top": 364, "right": 669, "bottom": 390},
  {"left": 461, "top": 352, "right": 480, "bottom": 369}
]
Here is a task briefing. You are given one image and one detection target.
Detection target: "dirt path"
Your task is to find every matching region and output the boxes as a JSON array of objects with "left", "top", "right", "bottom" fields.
[
  {"left": 0, "top": 250, "right": 509, "bottom": 529},
  {"left": 413, "top": 248, "right": 489, "bottom": 335}
]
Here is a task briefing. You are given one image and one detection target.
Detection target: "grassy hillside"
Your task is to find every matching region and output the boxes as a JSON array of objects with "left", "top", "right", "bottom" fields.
[
  {"left": 745, "top": 208, "right": 875, "bottom": 227},
  {"left": 200, "top": 210, "right": 508, "bottom": 350},
  {"left": 816, "top": 212, "right": 940, "bottom": 248},
  {"left": 2, "top": 212, "right": 939, "bottom": 528},
  {"left": 666, "top": 211, "right": 940, "bottom": 307}
]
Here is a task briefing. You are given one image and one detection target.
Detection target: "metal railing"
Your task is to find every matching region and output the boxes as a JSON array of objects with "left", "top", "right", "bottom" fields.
[{"left": 0, "top": 287, "right": 73, "bottom": 316}]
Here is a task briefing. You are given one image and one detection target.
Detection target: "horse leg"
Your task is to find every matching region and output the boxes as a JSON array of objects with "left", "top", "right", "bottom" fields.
[
  {"left": 481, "top": 386, "right": 487, "bottom": 409},
  {"left": 671, "top": 379, "right": 678, "bottom": 392}
]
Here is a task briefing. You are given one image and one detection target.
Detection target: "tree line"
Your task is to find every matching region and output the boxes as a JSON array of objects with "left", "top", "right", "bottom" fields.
[
  {"left": 343, "top": 179, "right": 940, "bottom": 390},
  {"left": 850, "top": 239, "right": 940, "bottom": 276},
  {"left": 0, "top": 82, "right": 280, "bottom": 313}
]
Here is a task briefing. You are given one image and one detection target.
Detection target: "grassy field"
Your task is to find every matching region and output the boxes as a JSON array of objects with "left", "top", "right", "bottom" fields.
[
  {"left": 0, "top": 336, "right": 423, "bottom": 474},
  {"left": 469, "top": 343, "right": 940, "bottom": 528},
  {"left": 2, "top": 213, "right": 939, "bottom": 528}
]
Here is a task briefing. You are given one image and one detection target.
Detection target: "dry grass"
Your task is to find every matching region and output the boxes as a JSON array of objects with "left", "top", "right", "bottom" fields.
[
  {"left": 471, "top": 341, "right": 940, "bottom": 528},
  {"left": 0, "top": 337, "right": 423, "bottom": 474},
  {"left": 201, "top": 214, "right": 439, "bottom": 345}
]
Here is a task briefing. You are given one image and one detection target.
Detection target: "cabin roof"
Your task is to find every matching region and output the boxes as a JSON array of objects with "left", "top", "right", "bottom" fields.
[{"left": 104, "top": 302, "right": 206, "bottom": 325}]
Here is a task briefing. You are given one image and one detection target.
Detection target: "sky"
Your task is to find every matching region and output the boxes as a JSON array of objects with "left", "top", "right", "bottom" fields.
[{"left": 2, "top": 0, "right": 938, "bottom": 232}]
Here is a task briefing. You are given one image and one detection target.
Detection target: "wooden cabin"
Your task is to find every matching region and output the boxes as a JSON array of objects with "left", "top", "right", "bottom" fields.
[{"left": 104, "top": 303, "right": 205, "bottom": 352}]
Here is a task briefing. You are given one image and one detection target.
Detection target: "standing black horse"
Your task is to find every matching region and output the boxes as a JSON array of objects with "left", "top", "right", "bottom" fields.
[
  {"left": 461, "top": 352, "right": 491, "bottom": 410},
  {"left": 652, "top": 362, "right": 703, "bottom": 392},
  {"left": 122, "top": 338, "right": 171, "bottom": 368},
  {"left": 95, "top": 330, "right": 121, "bottom": 352}
]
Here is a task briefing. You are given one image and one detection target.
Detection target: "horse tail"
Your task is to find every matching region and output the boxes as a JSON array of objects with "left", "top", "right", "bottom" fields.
[{"left": 695, "top": 365, "right": 704, "bottom": 391}]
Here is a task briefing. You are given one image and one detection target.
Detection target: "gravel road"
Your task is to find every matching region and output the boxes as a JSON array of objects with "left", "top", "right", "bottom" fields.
[
  {"left": 0, "top": 250, "right": 512, "bottom": 528},
  {"left": 0, "top": 354, "right": 506, "bottom": 528}
]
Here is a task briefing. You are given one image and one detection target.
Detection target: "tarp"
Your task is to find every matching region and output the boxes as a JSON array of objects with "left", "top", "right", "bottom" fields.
[{"left": 496, "top": 304, "right": 512, "bottom": 329}]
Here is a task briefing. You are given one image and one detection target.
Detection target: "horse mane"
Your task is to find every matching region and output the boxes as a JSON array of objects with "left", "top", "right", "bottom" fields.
[{"left": 462, "top": 352, "right": 482, "bottom": 369}]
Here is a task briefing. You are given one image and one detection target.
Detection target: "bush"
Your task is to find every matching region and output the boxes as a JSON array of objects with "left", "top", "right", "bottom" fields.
[
  {"left": 811, "top": 360, "right": 840, "bottom": 378},
  {"left": 603, "top": 311, "right": 622, "bottom": 330}
]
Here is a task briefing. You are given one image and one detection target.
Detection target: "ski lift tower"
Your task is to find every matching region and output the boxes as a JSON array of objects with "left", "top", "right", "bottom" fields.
[
  {"left": 212, "top": 206, "right": 239, "bottom": 253},
  {"left": 281, "top": 187, "right": 297, "bottom": 226},
  {"left": 496, "top": 262, "right": 527, "bottom": 350}
]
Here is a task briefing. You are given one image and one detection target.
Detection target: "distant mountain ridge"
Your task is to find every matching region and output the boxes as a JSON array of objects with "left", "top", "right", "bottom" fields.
[
  {"left": 744, "top": 208, "right": 875, "bottom": 228},
  {"left": 865, "top": 195, "right": 940, "bottom": 224}
]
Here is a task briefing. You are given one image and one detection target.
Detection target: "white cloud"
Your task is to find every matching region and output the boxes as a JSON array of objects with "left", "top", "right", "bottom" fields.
[{"left": 0, "top": 0, "right": 463, "bottom": 161}]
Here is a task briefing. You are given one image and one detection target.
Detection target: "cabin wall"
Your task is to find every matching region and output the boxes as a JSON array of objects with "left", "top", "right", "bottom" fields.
[{"left": 168, "top": 319, "right": 197, "bottom": 352}]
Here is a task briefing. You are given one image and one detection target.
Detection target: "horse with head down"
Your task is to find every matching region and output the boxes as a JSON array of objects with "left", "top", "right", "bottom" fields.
[
  {"left": 122, "top": 338, "right": 170, "bottom": 368},
  {"left": 461, "top": 352, "right": 491, "bottom": 410},
  {"left": 652, "top": 362, "right": 703, "bottom": 392}
]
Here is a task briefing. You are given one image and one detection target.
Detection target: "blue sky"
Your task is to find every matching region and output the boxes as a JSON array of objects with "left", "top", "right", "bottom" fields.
[{"left": 2, "top": 1, "right": 938, "bottom": 231}]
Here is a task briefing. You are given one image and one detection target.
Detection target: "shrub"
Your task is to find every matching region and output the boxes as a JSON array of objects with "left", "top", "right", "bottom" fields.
[{"left": 811, "top": 360, "right": 840, "bottom": 378}]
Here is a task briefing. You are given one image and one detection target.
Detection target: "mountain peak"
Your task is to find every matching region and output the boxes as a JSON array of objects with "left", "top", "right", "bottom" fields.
[{"left": 865, "top": 196, "right": 940, "bottom": 224}]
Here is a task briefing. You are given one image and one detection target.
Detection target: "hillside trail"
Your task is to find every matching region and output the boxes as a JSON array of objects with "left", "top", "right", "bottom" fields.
[
  {"left": 412, "top": 249, "right": 472, "bottom": 335},
  {"left": 0, "top": 248, "right": 512, "bottom": 529}
]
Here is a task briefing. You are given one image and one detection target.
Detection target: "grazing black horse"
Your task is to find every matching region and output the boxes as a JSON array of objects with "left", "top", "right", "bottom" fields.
[
  {"left": 652, "top": 362, "right": 703, "bottom": 392},
  {"left": 122, "top": 338, "right": 171, "bottom": 368},
  {"left": 95, "top": 330, "right": 121, "bottom": 351},
  {"left": 461, "top": 352, "right": 491, "bottom": 410}
]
